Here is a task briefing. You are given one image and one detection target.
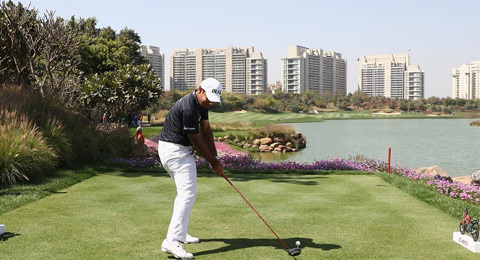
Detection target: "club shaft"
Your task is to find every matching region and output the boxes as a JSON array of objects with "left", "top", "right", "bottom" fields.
[{"left": 222, "top": 174, "right": 288, "bottom": 250}]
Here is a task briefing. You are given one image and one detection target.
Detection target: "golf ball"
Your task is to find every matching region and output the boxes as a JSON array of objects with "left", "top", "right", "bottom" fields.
[{"left": 295, "top": 241, "right": 301, "bottom": 247}]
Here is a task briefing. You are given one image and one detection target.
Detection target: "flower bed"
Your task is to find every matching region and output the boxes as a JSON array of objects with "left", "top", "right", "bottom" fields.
[
  {"left": 427, "top": 176, "right": 480, "bottom": 204},
  {"left": 111, "top": 138, "right": 480, "bottom": 205}
]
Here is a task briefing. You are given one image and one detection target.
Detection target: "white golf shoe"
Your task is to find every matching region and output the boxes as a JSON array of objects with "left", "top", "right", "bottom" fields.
[
  {"left": 183, "top": 233, "right": 200, "bottom": 244},
  {"left": 161, "top": 239, "right": 194, "bottom": 259}
]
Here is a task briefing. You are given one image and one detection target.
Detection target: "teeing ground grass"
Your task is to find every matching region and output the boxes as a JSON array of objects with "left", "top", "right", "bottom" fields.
[{"left": 0, "top": 170, "right": 476, "bottom": 259}]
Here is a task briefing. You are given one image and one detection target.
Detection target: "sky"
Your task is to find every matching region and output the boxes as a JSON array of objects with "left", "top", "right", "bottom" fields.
[{"left": 24, "top": 0, "right": 480, "bottom": 97}]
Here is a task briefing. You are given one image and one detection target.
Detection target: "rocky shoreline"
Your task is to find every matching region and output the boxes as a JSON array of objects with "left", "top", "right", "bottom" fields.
[
  {"left": 215, "top": 132, "right": 307, "bottom": 153},
  {"left": 417, "top": 166, "right": 480, "bottom": 185}
]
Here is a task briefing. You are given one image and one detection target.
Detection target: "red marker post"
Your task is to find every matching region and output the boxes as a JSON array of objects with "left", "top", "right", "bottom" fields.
[{"left": 387, "top": 147, "right": 391, "bottom": 173}]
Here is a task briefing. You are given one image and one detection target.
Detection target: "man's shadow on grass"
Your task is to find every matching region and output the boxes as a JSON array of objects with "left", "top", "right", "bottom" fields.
[
  {"left": 192, "top": 237, "right": 341, "bottom": 257},
  {"left": 0, "top": 232, "right": 20, "bottom": 242},
  {"left": 225, "top": 174, "right": 327, "bottom": 186}
]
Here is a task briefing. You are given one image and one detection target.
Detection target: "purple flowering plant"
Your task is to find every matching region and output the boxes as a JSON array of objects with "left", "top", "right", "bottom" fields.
[{"left": 111, "top": 138, "right": 480, "bottom": 205}]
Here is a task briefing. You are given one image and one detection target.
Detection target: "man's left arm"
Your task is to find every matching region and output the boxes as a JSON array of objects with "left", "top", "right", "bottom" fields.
[{"left": 199, "top": 120, "right": 217, "bottom": 157}]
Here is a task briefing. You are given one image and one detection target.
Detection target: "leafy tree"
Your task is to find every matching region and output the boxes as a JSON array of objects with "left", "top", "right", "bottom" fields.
[
  {"left": 455, "top": 98, "right": 466, "bottom": 107},
  {"left": 253, "top": 98, "right": 268, "bottom": 111},
  {"left": 431, "top": 105, "right": 441, "bottom": 112},
  {"left": 387, "top": 99, "right": 397, "bottom": 109},
  {"left": 465, "top": 100, "right": 478, "bottom": 110},
  {"left": 427, "top": 96, "right": 442, "bottom": 105},
  {"left": 80, "top": 64, "right": 162, "bottom": 121},
  {"left": 0, "top": 1, "right": 84, "bottom": 104},
  {"left": 351, "top": 91, "right": 368, "bottom": 108},
  {"left": 337, "top": 101, "right": 349, "bottom": 110},
  {"left": 444, "top": 97, "right": 456, "bottom": 106},
  {"left": 399, "top": 99, "right": 408, "bottom": 111},
  {"left": 443, "top": 106, "right": 453, "bottom": 115},
  {"left": 77, "top": 24, "right": 146, "bottom": 76},
  {"left": 0, "top": 1, "right": 39, "bottom": 87}
]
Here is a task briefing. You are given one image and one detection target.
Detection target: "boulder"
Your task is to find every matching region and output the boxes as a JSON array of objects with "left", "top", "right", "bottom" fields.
[
  {"left": 472, "top": 169, "right": 480, "bottom": 185},
  {"left": 253, "top": 139, "right": 261, "bottom": 146},
  {"left": 259, "top": 144, "right": 270, "bottom": 152},
  {"left": 416, "top": 166, "right": 450, "bottom": 178},
  {"left": 270, "top": 142, "right": 280, "bottom": 148},
  {"left": 453, "top": 175, "right": 473, "bottom": 185},
  {"left": 243, "top": 143, "right": 252, "bottom": 149},
  {"left": 286, "top": 142, "right": 293, "bottom": 148},
  {"left": 260, "top": 137, "right": 272, "bottom": 145}
]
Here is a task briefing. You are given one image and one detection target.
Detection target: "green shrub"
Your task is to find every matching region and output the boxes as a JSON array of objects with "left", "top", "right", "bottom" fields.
[
  {"left": 0, "top": 110, "right": 58, "bottom": 186},
  {"left": 245, "top": 124, "right": 295, "bottom": 141},
  {"left": 0, "top": 85, "right": 107, "bottom": 163},
  {"left": 96, "top": 123, "right": 135, "bottom": 158},
  {"left": 41, "top": 117, "right": 73, "bottom": 166},
  {"left": 210, "top": 121, "right": 252, "bottom": 132},
  {"left": 0, "top": 85, "right": 139, "bottom": 186}
]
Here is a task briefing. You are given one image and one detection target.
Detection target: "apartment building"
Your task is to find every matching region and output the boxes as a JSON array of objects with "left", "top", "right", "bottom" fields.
[
  {"left": 139, "top": 45, "right": 165, "bottom": 90},
  {"left": 452, "top": 61, "right": 480, "bottom": 99},
  {"left": 170, "top": 46, "right": 267, "bottom": 94},
  {"left": 358, "top": 54, "right": 424, "bottom": 100},
  {"left": 280, "top": 45, "right": 347, "bottom": 96}
]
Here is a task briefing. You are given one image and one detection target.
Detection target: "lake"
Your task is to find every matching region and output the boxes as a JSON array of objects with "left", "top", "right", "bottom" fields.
[{"left": 253, "top": 119, "right": 480, "bottom": 178}]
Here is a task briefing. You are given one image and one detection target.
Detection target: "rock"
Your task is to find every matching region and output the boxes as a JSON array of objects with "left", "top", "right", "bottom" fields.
[
  {"left": 453, "top": 175, "right": 473, "bottom": 185},
  {"left": 273, "top": 137, "right": 285, "bottom": 143},
  {"left": 253, "top": 139, "right": 261, "bottom": 146},
  {"left": 243, "top": 143, "right": 251, "bottom": 149},
  {"left": 292, "top": 133, "right": 307, "bottom": 149},
  {"left": 416, "top": 166, "right": 450, "bottom": 178},
  {"left": 472, "top": 169, "right": 480, "bottom": 184},
  {"left": 270, "top": 142, "right": 280, "bottom": 148},
  {"left": 259, "top": 144, "right": 270, "bottom": 152},
  {"left": 261, "top": 137, "right": 272, "bottom": 145},
  {"left": 286, "top": 142, "right": 293, "bottom": 148}
]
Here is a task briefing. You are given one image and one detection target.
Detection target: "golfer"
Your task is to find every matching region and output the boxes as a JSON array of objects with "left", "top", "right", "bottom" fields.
[{"left": 158, "top": 78, "right": 224, "bottom": 259}]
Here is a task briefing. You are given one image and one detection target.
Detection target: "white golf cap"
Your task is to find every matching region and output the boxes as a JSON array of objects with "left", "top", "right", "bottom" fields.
[{"left": 200, "top": 78, "right": 222, "bottom": 103}]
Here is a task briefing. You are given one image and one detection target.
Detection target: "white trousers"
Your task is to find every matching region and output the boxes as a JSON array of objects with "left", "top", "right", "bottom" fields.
[{"left": 158, "top": 140, "right": 197, "bottom": 243}]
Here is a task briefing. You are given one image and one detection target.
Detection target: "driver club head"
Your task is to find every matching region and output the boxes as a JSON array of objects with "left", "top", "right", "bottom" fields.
[{"left": 288, "top": 247, "right": 301, "bottom": 256}]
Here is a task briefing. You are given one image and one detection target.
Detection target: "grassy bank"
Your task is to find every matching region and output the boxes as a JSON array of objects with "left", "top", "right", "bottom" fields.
[
  {"left": 1, "top": 165, "right": 478, "bottom": 259},
  {"left": 0, "top": 165, "right": 99, "bottom": 215}
]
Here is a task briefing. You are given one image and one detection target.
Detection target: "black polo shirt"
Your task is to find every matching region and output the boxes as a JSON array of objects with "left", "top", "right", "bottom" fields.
[{"left": 160, "top": 90, "right": 209, "bottom": 146}]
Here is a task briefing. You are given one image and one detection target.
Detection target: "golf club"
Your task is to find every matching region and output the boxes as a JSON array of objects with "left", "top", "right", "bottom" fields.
[{"left": 222, "top": 173, "right": 302, "bottom": 259}]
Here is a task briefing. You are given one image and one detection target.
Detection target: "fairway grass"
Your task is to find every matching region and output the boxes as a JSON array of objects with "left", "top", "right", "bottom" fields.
[
  {"left": 208, "top": 110, "right": 448, "bottom": 126},
  {"left": 0, "top": 171, "right": 477, "bottom": 260}
]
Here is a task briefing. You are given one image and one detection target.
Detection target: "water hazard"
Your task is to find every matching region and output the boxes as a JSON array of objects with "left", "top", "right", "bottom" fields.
[{"left": 253, "top": 119, "right": 480, "bottom": 178}]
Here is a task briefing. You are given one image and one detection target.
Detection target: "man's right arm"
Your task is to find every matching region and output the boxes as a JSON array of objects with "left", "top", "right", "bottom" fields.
[{"left": 188, "top": 133, "right": 224, "bottom": 176}]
